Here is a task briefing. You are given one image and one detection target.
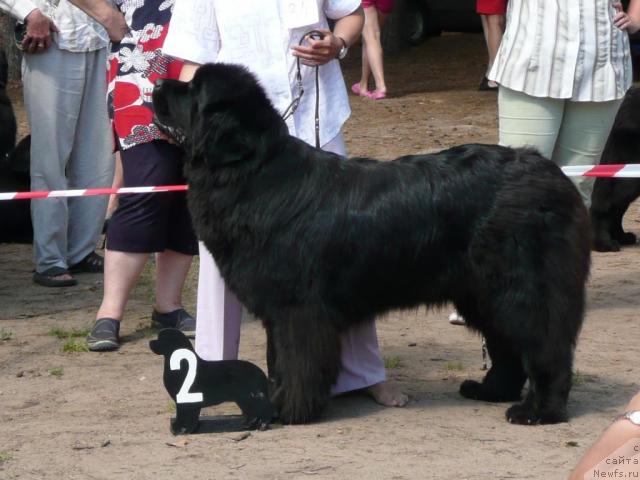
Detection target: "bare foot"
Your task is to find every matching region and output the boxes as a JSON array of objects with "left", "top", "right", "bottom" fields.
[{"left": 365, "top": 381, "right": 408, "bottom": 407}]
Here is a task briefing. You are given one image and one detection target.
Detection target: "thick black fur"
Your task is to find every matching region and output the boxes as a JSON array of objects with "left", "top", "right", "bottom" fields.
[
  {"left": 152, "top": 63, "right": 591, "bottom": 426},
  {"left": 0, "top": 50, "right": 32, "bottom": 243},
  {"left": 150, "top": 329, "right": 275, "bottom": 434},
  {"left": 590, "top": 87, "right": 640, "bottom": 252},
  {"left": 0, "top": 135, "right": 32, "bottom": 243}
]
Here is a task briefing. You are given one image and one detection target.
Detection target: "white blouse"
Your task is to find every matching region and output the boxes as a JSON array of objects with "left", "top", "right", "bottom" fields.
[
  {"left": 489, "top": 0, "right": 633, "bottom": 101},
  {"left": 163, "top": 0, "right": 360, "bottom": 147}
]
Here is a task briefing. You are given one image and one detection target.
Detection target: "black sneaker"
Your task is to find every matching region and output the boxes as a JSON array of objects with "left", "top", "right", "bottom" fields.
[
  {"left": 152, "top": 308, "right": 196, "bottom": 338},
  {"left": 87, "top": 318, "right": 120, "bottom": 351}
]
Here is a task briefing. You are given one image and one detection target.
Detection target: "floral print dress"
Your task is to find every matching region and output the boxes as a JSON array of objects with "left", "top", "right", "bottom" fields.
[{"left": 107, "top": 0, "right": 183, "bottom": 150}]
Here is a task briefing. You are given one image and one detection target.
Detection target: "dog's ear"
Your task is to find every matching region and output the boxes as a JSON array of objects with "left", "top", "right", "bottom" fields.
[{"left": 191, "top": 109, "right": 255, "bottom": 169}]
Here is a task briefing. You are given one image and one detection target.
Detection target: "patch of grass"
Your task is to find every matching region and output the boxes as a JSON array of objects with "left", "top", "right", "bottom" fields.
[
  {"left": 573, "top": 371, "right": 585, "bottom": 386},
  {"left": 133, "top": 323, "right": 156, "bottom": 338},
  {"left": 444, "top": 361, "right": 464, "bottom": 371},
  {"left": 61, "top": 338, "right": 89, "bottom": 353},
  {"left": 49, "top": 326, "right": 89, "bottom": 339},
  {"left": 384, "top": 356, "right": 402, "bottom": 369},
  {"left": 49, "top": 367, "right": 64, "bottom": 378},
  {"left": 0, "top": 451, "right": 13, "bottom": 463},
  {"left": 0, "top": 328, "right": 13, "bottom": 341}
]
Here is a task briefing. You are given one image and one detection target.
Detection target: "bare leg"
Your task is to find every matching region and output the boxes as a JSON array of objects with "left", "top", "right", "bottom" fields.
[
  {"left": 154, "top": 249, "right": 193, "bottom": 313},
  {"left": 106, "top": 152, "right": 123, "bottom": 219},
  {"left": 357, "top": 40, "right": 371, "bottom": 93},
  {"left": 96, "top": 249, "right": 148, "bottom": 320},
  {"left": 361, "top": 6, "right": 389, "bottom": 95},
  {"left": 481, "top": 14, "right": 505, "bottom": 87}
]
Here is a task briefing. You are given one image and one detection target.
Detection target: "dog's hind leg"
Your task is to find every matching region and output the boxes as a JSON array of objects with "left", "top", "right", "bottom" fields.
[
  {"left": 609, "top": 203, "right": 638, "bottom": 246},
  {"left": 459, "top": 334, "right": 527, "bottom": 402},
  {"left": 268, "top": 308, "right": 342, "bottom": 424},
  {"left": 506, "top": 346, "right": 573, "bottom": 425}
]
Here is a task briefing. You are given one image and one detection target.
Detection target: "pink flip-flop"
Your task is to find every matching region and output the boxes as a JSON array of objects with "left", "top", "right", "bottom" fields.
[
  {"left": 367, "top": 90, "right": 387, "bottom": 100},
  {"left": 351, "top": 83, "right": 369, "bottom": 97}
]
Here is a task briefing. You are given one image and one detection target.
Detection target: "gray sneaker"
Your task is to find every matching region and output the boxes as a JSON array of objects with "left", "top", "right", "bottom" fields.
[
  {"left": 152, "top": 308, "right": 196, "bottom": 338},
  {"left": 87, "top": 318, "right": 120, "bottom": 351}
]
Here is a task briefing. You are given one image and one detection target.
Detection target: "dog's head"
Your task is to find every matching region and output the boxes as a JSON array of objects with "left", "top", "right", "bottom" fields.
[
  {"left": 152, "top": 63, "right": 285, "bottom": 169},
  {"left": 149, "top": 328, "right": 194, "bottom": 356}
]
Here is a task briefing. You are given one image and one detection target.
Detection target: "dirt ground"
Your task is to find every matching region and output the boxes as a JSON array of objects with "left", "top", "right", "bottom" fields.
[{"left": 1, "top": 33, "right": 639, "bottom": 480}]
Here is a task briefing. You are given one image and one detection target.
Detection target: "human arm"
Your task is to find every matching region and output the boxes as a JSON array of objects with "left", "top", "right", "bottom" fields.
[
  {"left": 22, "top": 7, "right": 59, "bottom": 53},
  {"left": 67, "top": 0, "right": 128, "bottom": 41},
  {"left": 290, "top": 6, "right": 364, "bottom": 66},
  {"left": 179, "top": 62, "right": 200, "bottom": 82},
  {"left": 0, "top": 0, "right": 38, "bottom": 22},
  {"left": 569, "top": 392, "right": 640, "bottom": 480},
  {"left": 614, "top": 0, "right": 640, "bottom": 34},
  {"left": 0, "top": 0, "right": 59, "bottom": 53}
]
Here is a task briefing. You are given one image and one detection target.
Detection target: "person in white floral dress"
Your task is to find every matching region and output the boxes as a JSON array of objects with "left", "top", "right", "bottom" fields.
[{"left": 71, "top": 0, "right": 199, "bottom": 351}]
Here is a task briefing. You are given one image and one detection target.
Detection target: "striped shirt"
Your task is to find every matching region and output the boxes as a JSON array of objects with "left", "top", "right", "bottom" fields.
[{"left": 488, "top": 0, "right": 633, "bottom": 101}]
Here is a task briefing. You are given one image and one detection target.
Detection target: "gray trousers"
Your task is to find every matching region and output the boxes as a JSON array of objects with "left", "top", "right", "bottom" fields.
[{"left": 22, "top": 45, "right": 113, "bottom": 273}]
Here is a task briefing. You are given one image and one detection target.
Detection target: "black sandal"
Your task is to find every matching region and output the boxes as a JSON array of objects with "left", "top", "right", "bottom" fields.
[
  {"left": 69, "top": 252, "right": 104, "bottom": 273},
  {"left": 33, "top": 266, "right": 78, "bottom": 287}
]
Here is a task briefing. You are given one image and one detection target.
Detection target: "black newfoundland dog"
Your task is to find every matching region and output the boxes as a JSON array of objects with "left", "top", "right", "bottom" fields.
[
  {"left": 153, "top": 64, "right": 591, "bottom": 426},
  {"left": 590, "top": 87, "right": 640, "bottom": 252}
]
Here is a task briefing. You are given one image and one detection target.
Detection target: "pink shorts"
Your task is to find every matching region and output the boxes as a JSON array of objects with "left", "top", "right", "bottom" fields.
[
  {"left": 361, "top": 0, "right": 394, "bottom": 14},
  {"left": 476, "top": 0, "right": 508, "bottom": 15}
]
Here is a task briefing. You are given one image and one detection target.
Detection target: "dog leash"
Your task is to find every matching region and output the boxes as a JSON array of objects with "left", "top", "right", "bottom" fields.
[{"left": 281, "top": 30, "right": 324, "bottom": 149}]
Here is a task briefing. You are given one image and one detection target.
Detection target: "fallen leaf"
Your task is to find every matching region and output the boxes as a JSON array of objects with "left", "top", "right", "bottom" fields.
[{"left": 166, "top": 438, "right": 189, "bottom": 448}]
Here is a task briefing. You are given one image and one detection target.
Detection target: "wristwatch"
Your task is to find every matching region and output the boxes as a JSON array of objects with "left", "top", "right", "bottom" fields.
[
  {"left": 616, "top": 410, "right": 640, "bottom": 425},
  {"left": 336, "top": 36, "right": 348, "bottom": 60}
]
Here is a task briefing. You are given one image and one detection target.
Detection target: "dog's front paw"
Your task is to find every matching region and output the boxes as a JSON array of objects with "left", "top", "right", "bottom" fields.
[
  {"left": 460, "top": 380, "right": 521, "bottom": 402},
  {"left": 459, "top": 380, "right": 484, "bottom": 400},
  {"left": 593, "top": 238, "right": 620, "bottom": 252}
]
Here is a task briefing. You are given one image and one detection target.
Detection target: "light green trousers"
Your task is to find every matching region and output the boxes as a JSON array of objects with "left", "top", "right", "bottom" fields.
[{"left": 498, "top": 87, "right": 622, "bottom": 207}]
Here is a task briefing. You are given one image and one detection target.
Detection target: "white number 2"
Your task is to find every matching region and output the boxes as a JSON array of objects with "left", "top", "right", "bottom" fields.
[{"left": 170, "top": 348, "right": 204, "bottom": 404}]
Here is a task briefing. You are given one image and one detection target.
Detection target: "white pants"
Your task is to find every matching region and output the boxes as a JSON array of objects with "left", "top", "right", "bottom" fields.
[
  {"left": 195, "top": 133, "right": 386, "bottom": 394},
  {"left": 498, "top": 86, "right": 622, "bottom": 207}
]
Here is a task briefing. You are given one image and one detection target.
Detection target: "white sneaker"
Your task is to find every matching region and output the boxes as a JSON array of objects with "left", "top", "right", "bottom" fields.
[{"left": 448, "top": 311, "right": 466, "bottom": 326}]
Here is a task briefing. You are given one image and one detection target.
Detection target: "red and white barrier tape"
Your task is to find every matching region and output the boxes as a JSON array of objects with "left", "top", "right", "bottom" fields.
[
  {"left": 1, "top": 164, "right": 639, "bottom": 201},
  {"left": 561, "top": 163, "right": 640, "bottom": 178},
  {"left": 0, "top": 185, "right": 187, "bottom": 201}
]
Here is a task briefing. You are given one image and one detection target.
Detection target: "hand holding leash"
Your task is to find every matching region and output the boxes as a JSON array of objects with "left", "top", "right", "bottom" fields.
[{"left": 291, "top": 29, "right": 343, "bottom": 66}]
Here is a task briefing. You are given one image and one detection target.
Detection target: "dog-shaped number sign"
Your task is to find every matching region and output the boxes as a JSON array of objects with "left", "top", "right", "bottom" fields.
[{"left": 150, "top": 329, "right": 275, "bottom": 434}]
